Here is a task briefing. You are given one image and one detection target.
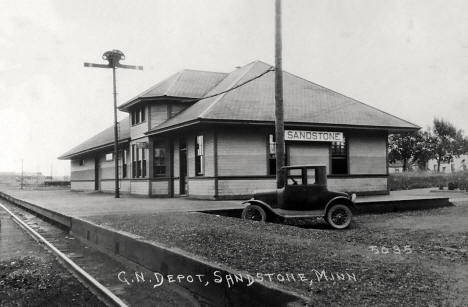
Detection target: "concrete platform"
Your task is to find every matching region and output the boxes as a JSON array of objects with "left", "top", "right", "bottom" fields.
[
  {"left": 0, "top": 188, "right": 243, "bottom": 218},
  {"left": 0, "top": 187, "right": 461, "bottom": 221}
]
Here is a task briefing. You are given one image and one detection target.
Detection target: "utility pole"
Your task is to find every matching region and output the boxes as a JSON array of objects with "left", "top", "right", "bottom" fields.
[
  {"left": 20, "top": 159, "right": 24, "bottom": 190},
  {"left": 84, "top": 50, "right": 143, "bottom": 198},
  {"left": 275, "top": 0, "right": 286, "bottom": 188}
]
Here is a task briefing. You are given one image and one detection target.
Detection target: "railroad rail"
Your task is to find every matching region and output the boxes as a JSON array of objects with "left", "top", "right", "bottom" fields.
[{"left": 0, "top": 202, "right": 128, "bottom": 307}]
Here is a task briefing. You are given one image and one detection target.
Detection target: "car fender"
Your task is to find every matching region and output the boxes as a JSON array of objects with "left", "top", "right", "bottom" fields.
[
  {"left": 242, "top": 199, "right": 277, "bottom": 217},
  {"left": 323, "top": 196, "right": 356, "bottom": 216}
]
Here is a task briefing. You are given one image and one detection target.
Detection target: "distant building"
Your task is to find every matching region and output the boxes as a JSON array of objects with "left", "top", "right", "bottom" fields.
[
  {"left": 388, "top": 160, "right": 417, "bottom": 173},
  {"left": 428, "top": 155, "right": 468, "bottom": 173},
  {"left": 59, "top": 61, "right": 419, "bottom": 199},
  {"left": 388, "top": 162, "right": 404, "bottom": 173}
]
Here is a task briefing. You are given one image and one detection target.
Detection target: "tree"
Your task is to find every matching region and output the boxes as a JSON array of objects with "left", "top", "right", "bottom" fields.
[
  {"left": 412, "top": 130, "right": 436, "bottom": 170},
  {"left": 431, "top": 118, "right": 466, "bottom": 172},
  {"left": 462, "top": 136, "right": 468, "bottom": 154},
  {"left": 388, "top": 132, "right": 418, "bottom": 171}
]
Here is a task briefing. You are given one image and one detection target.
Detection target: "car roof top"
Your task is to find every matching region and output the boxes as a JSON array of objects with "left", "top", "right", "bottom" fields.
[{"left": 281, "top": 164, "right": 327, "bottom": 169}]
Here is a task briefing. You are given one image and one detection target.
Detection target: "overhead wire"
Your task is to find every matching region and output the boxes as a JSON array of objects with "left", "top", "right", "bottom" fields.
[
  {"left": 179, "top": 65, "right": 361, "bottom": 120},
  {"left": 181, "top": 66, "right": 275, "bottom": 103}
]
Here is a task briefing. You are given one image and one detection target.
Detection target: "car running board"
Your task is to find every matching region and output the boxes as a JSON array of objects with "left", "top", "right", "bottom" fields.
[{"left": 272, "top": 208, "right": 324, "bottom": 219}]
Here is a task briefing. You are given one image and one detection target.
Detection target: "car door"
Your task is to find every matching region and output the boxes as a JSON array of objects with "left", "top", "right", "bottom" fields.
[
  {"left": 306, "top": 167, "right": 328, "bottom": 210},
  {"left": 283, "top": 168, "right": 308, "bottom": 210}
]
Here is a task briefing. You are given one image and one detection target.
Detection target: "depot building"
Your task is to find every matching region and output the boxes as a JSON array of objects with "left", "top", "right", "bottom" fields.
[{"left": 59, "top": 60, "right": 419, "bottom": 199}]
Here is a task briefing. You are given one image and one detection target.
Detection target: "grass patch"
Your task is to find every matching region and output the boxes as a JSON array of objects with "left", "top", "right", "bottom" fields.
[
  {"left": 0, "top": 256, "right": 104, "bottom": 307},
  {"left": 86, "top": 209, "right": 468, "bottom": 306},
  {"left": 389, "top": 171, "right": 468, "bottom": 191}
]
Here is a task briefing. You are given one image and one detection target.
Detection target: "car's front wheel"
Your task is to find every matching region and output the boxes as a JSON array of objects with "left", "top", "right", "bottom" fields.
[
  {"left": 326, "top": 204, "right": 352, "bottom": 229},
  {"left": 242, "top": 204, "right": 267, "bottom": 222}
]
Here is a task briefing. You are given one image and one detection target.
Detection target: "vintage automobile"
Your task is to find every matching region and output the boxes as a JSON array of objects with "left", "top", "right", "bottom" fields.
[{"left": 241, "top": 165, "right": 357, "bottom": 229}]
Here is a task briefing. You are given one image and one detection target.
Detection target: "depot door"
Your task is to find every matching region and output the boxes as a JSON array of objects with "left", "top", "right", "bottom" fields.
[
  {"left": 94, "top": 157, "right": 100, "bottom": 191},
  {"left": 179, "top": 139, "right": 188, "bottom": 195}
]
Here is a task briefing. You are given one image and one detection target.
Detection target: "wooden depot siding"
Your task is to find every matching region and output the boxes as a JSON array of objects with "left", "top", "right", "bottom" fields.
[
  {"left": 173, "top": 139, "right": 180, "bottom": 178},
  {"left": 70, "top": 159, "right": 94, "bottom": 181},
  {"left": 120, "top": 179, "right": 131, "bottom": 193},
  {"left": 70, "top": 158, "right": 94, "bottom": 191},
  {"left": 186, "top": 131, "right": 212, "bottom": 178},
  {"left": 328, "top": 177, "right": 387, "bottom": 193},
  {"left": 349, "top": 133, "right": 387, "bottom": 175},
  {"left": 151, "top": 103, "right": 168, "bottom": 127},
  {"left": 130, "top": 105, "right": 149, "bottom": 140},
  {"left": 204, "top": 131, "right": 215, "bottom": 177},
  {"left": 70, "top": 149, "right": 130, "bottom": 193},
  {"left": 100, "top": 180, "right": 115, "bottom": 193},
  {"left": 151, "top": 180, "right": 169, "bottom": 196},
  {"left": 288, "top": 143, "right": 329, "bottom": 170},
  {"left": 189, "top": 179, "right": 216, "bottom": 199},
  {"left": 187, "top": 135, "right": 195, "bottom": 178},
  {"left": 71, "top": 181, "right": 95, "bottom": 191},
  {"left": 217, "top": 129, "right": 267, "bottom": 176},
  {"left": 217, "top": 179, "right": 276, "bottom": 198},
  {"left": 99, "top": 154, "right": 114, "bottom": 180},
  {"left": 173, "top": 179, "right": 180, "bottom": 195},
  {"left": 130, "top": 180, "right": 150, "bottom": 195},
  {"left": 96, "top": 178, "right": 130, "bottom": 194},
  {"left": 170, "top": 103, "right": 187, "bottom": 117},
  {"left": 70, "top": 127, "right": 390, "bottom": 198},
  {"left": 182, "top": 131, "right": 216, "bottom": 197}
]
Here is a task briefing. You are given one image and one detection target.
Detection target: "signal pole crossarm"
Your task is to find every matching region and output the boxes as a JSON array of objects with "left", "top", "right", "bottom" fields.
[
  {"left": 84, "top": 50, "right": 143, "bottom": 198},
  {"left": 84, "top": 63, "right": 110, "bottom": 69},
  {"left": 117, "top": 64, "right": 143, "bottom": 70}
]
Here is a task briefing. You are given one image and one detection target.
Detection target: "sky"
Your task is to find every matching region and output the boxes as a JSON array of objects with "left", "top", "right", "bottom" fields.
[{"left": 1, "top": 0, "right": 468, "bottom": 176}]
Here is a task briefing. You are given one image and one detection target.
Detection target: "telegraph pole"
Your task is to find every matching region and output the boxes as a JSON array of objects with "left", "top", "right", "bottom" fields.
[
  {"left": 84, "top": 50, "right": 143, "bottom": 198},
  {"left": 20, "top": 159, "right": 24, "bottom": 190},
  {"left": 275, "top": 0, "right": 286, "bottom": 188}
]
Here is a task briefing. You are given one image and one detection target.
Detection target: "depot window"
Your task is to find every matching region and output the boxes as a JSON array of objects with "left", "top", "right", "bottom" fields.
[
  {"left": 122, "top": 149, "right": 128, "bottom": 178},
  {"left": 105, "top": 153, "right": 113, "bottom": 161},
  {"left": 132, "top": 145, "right": 147, "bottom": 178},
  {"left": 78, "top": 159, "right": 85, "bottom": 166},
  {"left": 131, "top": 106, "right": 146, "bottom": 126},
  {"left": 331, "top": 137, "right": 348, "bottom": 175},
  {"left": 153, "top": 141, "right": 167, "bottom": 176},
  {"left": 195, "top": 135, "right": 204, "bottom": 176},
  {"left": 141, "top": 148, "right": 147, "bottom": 178}
]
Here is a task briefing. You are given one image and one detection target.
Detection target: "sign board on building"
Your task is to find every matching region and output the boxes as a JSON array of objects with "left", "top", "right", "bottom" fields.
[
  {"left": 136, "top": 142, "right": 149, "bottom": 149},
  {"left": 285, "top": 130, "right": 343, "bottom": 142}
]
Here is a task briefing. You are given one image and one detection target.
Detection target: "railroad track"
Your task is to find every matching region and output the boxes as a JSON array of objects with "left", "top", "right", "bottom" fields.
[{"left": 0, "top": 202, "right": 128, "bottom": 307}]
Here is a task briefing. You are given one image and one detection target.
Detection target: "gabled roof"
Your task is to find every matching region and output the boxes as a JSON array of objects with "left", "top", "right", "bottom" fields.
[
  {"left": 58, "top": 118, "right": 130, "bottom": 159},
  {"left": 118, "top": 69, "right": 227, "bottom": 111},
  {"left": 149, "top": 60, "right": 419, "bottom": 134}
]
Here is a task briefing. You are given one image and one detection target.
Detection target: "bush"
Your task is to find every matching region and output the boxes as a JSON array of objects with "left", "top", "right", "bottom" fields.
[
  {"left": 389, "top": 171, "right": 468, "bottom": 191},
  {"left": 448, "top": 182, "right": 457, "bottom": 190}
]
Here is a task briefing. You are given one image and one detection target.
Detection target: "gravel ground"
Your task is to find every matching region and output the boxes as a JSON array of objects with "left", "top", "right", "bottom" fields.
[
  {"left": 0, "top": 256, "right": 105, "bottom": 306},
  {"left": 87, "top": 203, "right": 468, "bottom": 306}
]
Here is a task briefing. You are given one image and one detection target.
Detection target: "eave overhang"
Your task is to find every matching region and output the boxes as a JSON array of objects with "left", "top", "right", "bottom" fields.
[
  {"left": 118, "top": 96, "right": 200, "bottom": 112},
  {"left": 145, "top": 118, "right": 420, "bottom": 136},
  {"left": 58, "top": 138, "right": 130, "bottom": 160}
]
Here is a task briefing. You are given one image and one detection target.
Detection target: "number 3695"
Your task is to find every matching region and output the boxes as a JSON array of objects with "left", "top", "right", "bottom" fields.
[{"left": 368, "top": 245, "right": 412, "bottom": 255}]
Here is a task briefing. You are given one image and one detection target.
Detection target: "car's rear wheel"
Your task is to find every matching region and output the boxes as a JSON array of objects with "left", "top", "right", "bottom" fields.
[
  {"left": 242, "top": 204, "right": 267, "bottom": 222},
  {"left": 326, "top": 204, "right": 352, "bottom": 229}
]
